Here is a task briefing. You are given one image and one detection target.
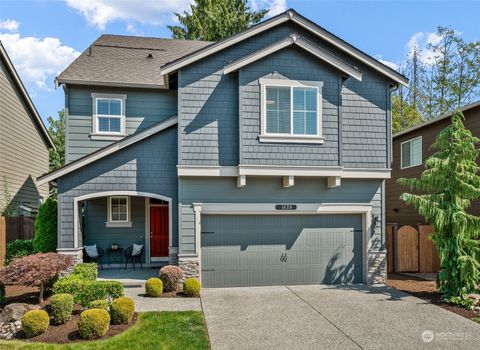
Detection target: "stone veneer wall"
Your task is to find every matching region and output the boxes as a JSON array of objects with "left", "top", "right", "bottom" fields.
[
  {"left": 367, "top": 251, "right": 387, "bottom": 284},
  {"left": 178, "top": 256, "right": 200, "bottom": 279}
]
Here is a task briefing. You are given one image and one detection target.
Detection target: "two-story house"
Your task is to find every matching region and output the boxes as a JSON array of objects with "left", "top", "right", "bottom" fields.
[{"left": 38, "top": 9, "right": 408, "bottom": 287}]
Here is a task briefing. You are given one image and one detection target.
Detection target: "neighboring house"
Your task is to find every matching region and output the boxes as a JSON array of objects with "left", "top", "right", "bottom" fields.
[
  {"left": 386, "top": 101, "right": 480, "bottom": 226},
  {"left": 38, "top": 9, "right": 408, "bottom": 287},
  {"left": 0, "top": 42, "right": 55, "bottom": 215}
]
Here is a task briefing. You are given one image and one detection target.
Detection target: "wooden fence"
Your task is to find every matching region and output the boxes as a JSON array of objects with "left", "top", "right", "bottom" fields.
[
  {"left": 386, "top": 223, "right": 440, "bottom": 273},
  {"left": 0, "top": 216, "right": 36, "bottom": 267}
]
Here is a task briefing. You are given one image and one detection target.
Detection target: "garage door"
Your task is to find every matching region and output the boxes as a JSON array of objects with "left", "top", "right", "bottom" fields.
[{"left": 201, "top": 214, "right": 363, "bottom": 288}]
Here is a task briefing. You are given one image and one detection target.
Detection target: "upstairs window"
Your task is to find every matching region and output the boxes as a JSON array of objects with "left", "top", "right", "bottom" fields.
[
  {"left": 401, "top": 136, "right": 422, "bottom": 169},
  {"left": 92, "top": 93, "right": 126, "bottom": 136},
  {"left": 260, "top": 79, "right": 323, "bottom": 143}
]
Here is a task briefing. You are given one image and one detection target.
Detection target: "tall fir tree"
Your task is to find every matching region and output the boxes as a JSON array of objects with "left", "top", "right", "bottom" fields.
[
  {"left": 47, "top": 110, "right": 65, "bottom": 171},
  {"left": 168, "top": 0, "right": 268, "bottom": 41},
  {"left": 398, "top": 111, "right": 480, "bottom": 307}
]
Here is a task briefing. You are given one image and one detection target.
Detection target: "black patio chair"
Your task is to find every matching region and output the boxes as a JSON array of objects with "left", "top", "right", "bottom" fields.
[
  {"left": 124, "top": 245, "right": 144, "bottom": 270},
  {"left": 83, "top": 246, "right": 104, "bottom": 269}
]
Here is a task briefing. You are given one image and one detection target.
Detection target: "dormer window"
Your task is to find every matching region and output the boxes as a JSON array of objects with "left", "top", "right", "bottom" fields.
[
  {"left": 91, "top": 93, "right": 127, "bottom": 139},
  {"left": 259, "top": 79, "right": 324, "bottom": 144}
]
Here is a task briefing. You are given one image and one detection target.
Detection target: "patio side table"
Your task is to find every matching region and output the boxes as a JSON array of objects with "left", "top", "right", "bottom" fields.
[{"left": 106, "top": 248, "right": 124, "bottom": 268}]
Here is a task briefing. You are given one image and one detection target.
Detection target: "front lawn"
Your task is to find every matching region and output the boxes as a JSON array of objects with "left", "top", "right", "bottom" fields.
[{"left": 0, "top": 312, "right": 210, "bottom": 350}]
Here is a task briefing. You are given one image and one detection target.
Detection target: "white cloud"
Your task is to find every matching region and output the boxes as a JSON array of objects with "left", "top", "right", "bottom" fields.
[
  {"left": 64, "top": 0, "right": 190, "bottom": 30},
  {"left": 377, "top": 58, "right": 399, "bottom": 71},
  {"left": 252, "top": 0, "right": 288, "bottom": 16},
  {"left": 406, "top": 31, "right": 443, "bottom": 66},
  {"left": 0, "top": 33, "right": 80, "bottom": 91},
  {"left": 0, "top": 19, "right": 20, "bottom": 32}
]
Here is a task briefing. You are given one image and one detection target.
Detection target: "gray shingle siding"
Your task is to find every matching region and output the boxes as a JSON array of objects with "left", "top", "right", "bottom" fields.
[
  {"left": 178, "top": 22, "right": 391, "bottom": 168},
  {"left": 66, "top": 86, "right": 177, "bottom": 162},
  {"left": 57, "top": 126, "right": 178, "bottom": 248}
]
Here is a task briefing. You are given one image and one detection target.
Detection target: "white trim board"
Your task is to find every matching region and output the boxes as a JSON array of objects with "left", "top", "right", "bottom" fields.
[
  {"left": 160, "top": 9, "right": 408, "bottom": 87},
  {"left": 193, "top": 202, "right": 372, "bottom": 284},
  {"left": 224, "top": 35, "right": 362, "bottom": 81},
  {"left": 38, "top": 116, "right": 178, "bottom": 185}
]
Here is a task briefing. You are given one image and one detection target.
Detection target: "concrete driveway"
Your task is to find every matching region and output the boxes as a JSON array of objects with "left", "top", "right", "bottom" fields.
[{"left": 201, "top": 284, "right": 480, "bottom": 350}]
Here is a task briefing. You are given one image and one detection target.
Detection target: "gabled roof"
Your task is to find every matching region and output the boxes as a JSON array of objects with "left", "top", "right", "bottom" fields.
[
  {"left": 393, "top": 101, "right": 480, "bottom": 138},
  {"left": 0, "top": 41, "right": 55, "bottom": 149},
  {"left": 223, "top": 34, "right": 362, "bottom": 81},
  {"left": 161, "top": 9, "right": 409, "bottom": 87},
  {"left": 37, "top": 116, "right": 178, "bottom": 185},
  {"left": 56, "top": 35, "right": 212, "bottom": 89}
]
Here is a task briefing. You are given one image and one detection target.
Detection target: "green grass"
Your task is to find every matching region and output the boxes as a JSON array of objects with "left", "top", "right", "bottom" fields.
[{"left": 0, "top": 312, "right": 210, "bottom": 350}]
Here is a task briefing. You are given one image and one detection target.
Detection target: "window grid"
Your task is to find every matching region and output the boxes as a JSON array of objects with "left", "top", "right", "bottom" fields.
[
  {"left": 94, "top": 97, "right": 124, "bottom": 134},
  {"left": 109, "top": 196, "right": 129, "bottom": 222}
]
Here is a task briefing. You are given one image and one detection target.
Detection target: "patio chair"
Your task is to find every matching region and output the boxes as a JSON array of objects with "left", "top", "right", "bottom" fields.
[
  {"left": 83, "top": 245, "right": 104, "bottom": 269},
  {"left": 124, "top": 244, "right": 144, "bottom": 270}
]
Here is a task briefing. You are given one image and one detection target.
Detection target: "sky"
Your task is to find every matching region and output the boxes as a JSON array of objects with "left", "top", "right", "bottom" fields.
[{"left": 1, "top": 0, "right": 479, "bottom": 126}]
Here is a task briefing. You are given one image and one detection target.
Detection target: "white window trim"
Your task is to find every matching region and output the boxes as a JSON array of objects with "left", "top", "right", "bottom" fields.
[
  {"left": 400, "top": 136, "right": 422, "bottom": 169},
  {"left": 91, "top": 93, "right": 127, "bottom": 138},
  {"left": 106, "top": 196, "right": 132, "bottom": 227},
  {"left": 259, "top": 78, "right": 324, "bottom": 144}
]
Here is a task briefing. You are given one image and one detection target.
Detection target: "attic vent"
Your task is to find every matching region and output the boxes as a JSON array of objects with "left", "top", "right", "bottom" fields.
[{"left": 147, "top": 53, "right": 153, "bottom": 58}]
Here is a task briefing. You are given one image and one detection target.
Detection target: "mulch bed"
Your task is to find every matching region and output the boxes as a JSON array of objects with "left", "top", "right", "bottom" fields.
[
  {"left": 4, "top": 285, "right": 45, "bottom": 306},
  {"left": 387, "top": 273, "right": 479, "bottom": 322},
  {"left": 139, "top": 290, "right": 194, "bottom": 298}
]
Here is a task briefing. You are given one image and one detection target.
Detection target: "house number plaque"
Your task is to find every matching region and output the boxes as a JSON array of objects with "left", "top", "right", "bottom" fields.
[{"left": 275, "top": 204, "right": 297, "bottom": 211}]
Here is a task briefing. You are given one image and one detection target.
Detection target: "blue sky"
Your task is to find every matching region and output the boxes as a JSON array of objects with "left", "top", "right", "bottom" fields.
[{"left": 1, "top": 0, "right": 479, "bottom": 126}]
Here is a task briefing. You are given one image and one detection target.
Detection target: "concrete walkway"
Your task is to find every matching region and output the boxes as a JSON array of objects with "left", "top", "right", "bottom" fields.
[{"left": 201, "top": 284, "right": 480, "bottom": 350}]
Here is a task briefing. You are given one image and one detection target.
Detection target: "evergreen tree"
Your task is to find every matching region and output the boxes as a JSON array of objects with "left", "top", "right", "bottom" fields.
[
  {"left": 398, "top": 111, "right": 480, "bottom": 307},
  {"left": 48, "top": 110, "right": 65, "bottom": 171},
  {"left": 391, "top": 95, "right": 422, "bottom": 134},
  {"left": 168, "top": 0, "right": 268, "bottom": 41}
]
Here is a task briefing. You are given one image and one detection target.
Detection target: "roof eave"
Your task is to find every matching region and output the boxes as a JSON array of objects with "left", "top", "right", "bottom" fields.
[{"left": 55, "top": 78, "right": 167, "bottom": 90}]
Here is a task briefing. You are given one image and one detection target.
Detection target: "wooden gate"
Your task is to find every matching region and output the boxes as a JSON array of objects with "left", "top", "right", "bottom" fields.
[{"left": 395, "top": 225, "right": 419, "bottom": 272}]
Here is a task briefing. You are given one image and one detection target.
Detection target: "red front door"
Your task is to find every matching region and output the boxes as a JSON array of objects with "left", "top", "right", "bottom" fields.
[{"left": 150, "top": 206, "right": 169, "bottom": 257}]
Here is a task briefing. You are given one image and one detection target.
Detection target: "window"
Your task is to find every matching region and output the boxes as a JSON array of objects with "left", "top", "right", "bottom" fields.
[
  {"left": 107, "top": 196, "right": 131, "bottom": 227},
  {"left": 260, "top": 79, "right": 323, "bottom": 143},
  {"left": 401, "top": 136, "right": 422, "bottom": 169},
  {"left": 92, "top": 93, "right": 127, "bottom": 137}
]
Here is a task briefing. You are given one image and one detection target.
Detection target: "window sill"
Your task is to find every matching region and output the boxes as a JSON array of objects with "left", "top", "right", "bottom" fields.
[
  {"left": 105, "top": 221, "right": 132, "bottom": 228},
  {"left": 258, "top": 135, "right": 325, "bottom": 144},
  {"left": 90, "top": 133, "right": 127, "bottom": 141},
  {"left": 400, "top": 163, "right": 422, "bottom": 170}
]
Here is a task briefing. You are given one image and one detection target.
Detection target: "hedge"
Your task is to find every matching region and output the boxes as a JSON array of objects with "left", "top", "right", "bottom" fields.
[
  {"left": 71, "top": 263, "right": 98, "bottom": 281},
  {"left": 5, "top": 239, "right": 34, "bottom": 265},
  {"left": 53, "top": 277, "right": 123, "bottom": 307},
  {"left": 33, "top": 198, "right": 57, "bottom": 253}
]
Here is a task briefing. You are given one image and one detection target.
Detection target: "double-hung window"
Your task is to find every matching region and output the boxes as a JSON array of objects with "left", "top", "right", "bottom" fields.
[
  {"left": 401, "top": 136, "right": 422, "bottom": 169},
  {"left": 259, "top": 79, "right": 323, "bottom": 143},
  {"left": 107, "top": 196, "right": 132, "bottom": 227},
  {"left": 92, "top": 93, "right": 127, "bottom": 138}
]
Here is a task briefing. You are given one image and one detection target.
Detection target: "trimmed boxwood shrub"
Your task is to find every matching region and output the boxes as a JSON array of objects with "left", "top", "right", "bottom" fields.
[
  {"left": 78, "top": 309, "right": 110, "bottom": 340},
  {"left": 183, "top": 278, "right": 201, "bottom": 297},
  {"left": 50, "top": 293, "right": 74, "bottom": 324},
  {"left": 159, "top": 265, "right": 183, "bottom": 292},
  {"left": 110, "top": 297, "right": 134, "bottom": 324},
  {"left": 33, "top": 198, "right": 57, "bottom": 253},
  {"left": 53, "top": 277, "right": 123, "bottom": 306},
  {"left": 145, "top": 278, "right": 163, "bottom": 297},
  {"left": 21, "top": 310, "right": 49, "bottom": 338},
  {"left": 71, "top": 263, "right": 98, "bottom": 281},
  {"left": 5, "top": 239, "right": 34, "bottom": 265},
  {"left": 88, "top": 299, "right": 109, "bottom": 310}
]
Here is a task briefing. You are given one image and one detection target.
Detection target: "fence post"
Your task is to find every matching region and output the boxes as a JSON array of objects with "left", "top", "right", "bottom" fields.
[{"left": 0, "top": 216, "right": 5, "bottom": 267}]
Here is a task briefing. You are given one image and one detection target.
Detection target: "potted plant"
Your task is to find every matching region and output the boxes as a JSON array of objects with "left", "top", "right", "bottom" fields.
[{"left": 111, "top": 243, "right": 120, "bottom": 250}]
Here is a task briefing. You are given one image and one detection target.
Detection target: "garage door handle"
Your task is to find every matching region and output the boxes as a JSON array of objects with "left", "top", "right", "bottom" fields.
[{"left": 280, "top": 253, "right": 288, "bottom": 262}]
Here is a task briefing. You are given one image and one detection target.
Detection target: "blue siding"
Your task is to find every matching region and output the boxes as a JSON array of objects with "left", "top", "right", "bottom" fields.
[
  {"left": 58, "top": 126, "right": 178, "bottom": 249},
  {"left": 66, "top": 86, "right": 177, "bottom": 162}
]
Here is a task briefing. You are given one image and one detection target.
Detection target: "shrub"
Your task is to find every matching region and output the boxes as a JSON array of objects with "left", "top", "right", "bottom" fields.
[
  {"left": 21, "top": 310, "right": 49, "bottom": 338},
  {"left": 53, "top": 277, "right": 123, "bottom": 307},
  {"left": 159, "top": 265, "right": 183, "bottom": 292},
  {"left": 33, "top": 198, "right": 57, "bottom": 253},
  {"left": 88, "top": 299, "right": 109, "bottom": 310},
  {"left": 183, "top": 278, "right": 201, "bottom": 297},
  {"left": 0, "top": 253, "right": 72, "bottom": 302},
  {"left": 71, "top": 263, "right": 98, "bottom": 281},
  {"left": 0, "top": 283, "right": 5, "bottom": 305},
  {"left": 50, "top": 293, "right": 74, "bottom": 325},
  {"left": 5, "top": 239, "right": 34, "bottom": 265},
  {"left": 110, "top": 297, "right": 134, "bottom": 324},
  {"left": 78, "top": 309, "right": 110, "bottom": 340},
  {"left": 145, "top": 278, "right": 163, "bottom": 297}
]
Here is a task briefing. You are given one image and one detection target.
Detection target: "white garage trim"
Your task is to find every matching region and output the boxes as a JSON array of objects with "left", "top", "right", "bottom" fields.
[{"left": 192, "top": 202, "right": 372, "bottom": 283}]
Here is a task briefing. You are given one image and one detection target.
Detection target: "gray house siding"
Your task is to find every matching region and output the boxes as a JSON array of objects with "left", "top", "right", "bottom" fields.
[
  {"left": 0, "top": 57, "right": 49, "bottom": 210},
  {"left": 57, "top": 126, "right": 178, "bottom": 249},
  {"left": 66, "top": 86, "right": 177, "bottom": 162},
  {"left": 178, "top": 22, "right": 391, "bottom": 168},
  {"left": 84, "top": 197, "right": 147, "bottom": 262},
  {"left": 178, "top": 177, "right": 384, "bottom": 255}
]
